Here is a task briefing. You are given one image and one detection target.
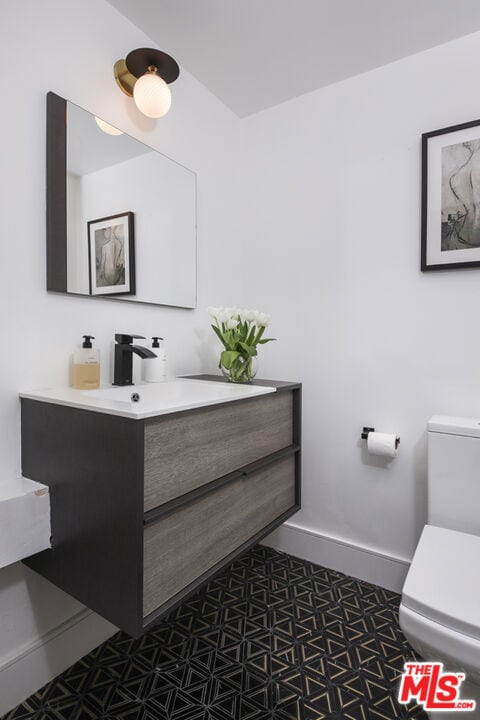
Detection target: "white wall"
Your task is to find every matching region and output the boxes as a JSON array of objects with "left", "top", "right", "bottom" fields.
[
  {"left": 0, "top": 0, "right": 239, "bottom": 712},
  {"left": 238, "top": 31, "right": 480, "bottom": 577}
]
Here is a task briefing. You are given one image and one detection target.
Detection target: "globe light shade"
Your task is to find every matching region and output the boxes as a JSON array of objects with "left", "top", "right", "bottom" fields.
[
  {"left": 94, "top": 117, "right": 123, "bottom": 136},
  {"left": 133, "top": 72, "right": 172, "bottom": 118}
]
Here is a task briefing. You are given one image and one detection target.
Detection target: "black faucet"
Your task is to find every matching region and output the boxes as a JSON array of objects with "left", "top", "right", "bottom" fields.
[{"left": 113, "top": 334, "right": 157, "bottom": 386}]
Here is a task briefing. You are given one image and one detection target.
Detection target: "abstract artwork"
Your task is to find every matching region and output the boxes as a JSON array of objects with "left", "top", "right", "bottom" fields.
[
  {"left": 422, "top": 120, "right": 480, "bottom": 271},
  {"left": 88, "top": 212, "right": 135, "bottom": 295}
]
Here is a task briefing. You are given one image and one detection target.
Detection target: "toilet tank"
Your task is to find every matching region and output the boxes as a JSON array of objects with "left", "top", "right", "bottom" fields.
[{"left": 428, "top": 415, "right": 480, "bottom": 536}]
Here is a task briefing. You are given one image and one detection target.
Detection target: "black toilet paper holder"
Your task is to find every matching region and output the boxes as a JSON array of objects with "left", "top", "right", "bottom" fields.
[{"left": 361, "top": 427, "right": 400, "bottom": 449}]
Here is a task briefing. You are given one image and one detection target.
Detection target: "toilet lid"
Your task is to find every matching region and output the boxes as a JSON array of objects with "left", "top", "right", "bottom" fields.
[{"left": 402, "top": 525, "right": 480, "bottom": 641}]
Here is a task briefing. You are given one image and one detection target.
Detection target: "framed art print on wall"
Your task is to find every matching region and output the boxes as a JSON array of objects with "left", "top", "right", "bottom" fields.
[
  {"left": 422, "top": 118, "right": 480, "bottom": 271},
  {"left": 88, "top": 211, "right": 135, "bottom": 295}
]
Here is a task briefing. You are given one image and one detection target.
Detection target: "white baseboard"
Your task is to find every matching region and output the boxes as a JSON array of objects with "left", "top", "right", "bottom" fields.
[
  {"left": 0, "top": 609, "right": 116, "bottom": 716},
  {"left": 262, "top": 521, "right": 411, "bottom": 593}
]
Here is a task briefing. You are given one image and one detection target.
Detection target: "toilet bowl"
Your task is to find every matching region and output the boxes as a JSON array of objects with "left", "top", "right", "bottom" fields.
[
  {"left": 400, "top": 606, "right": 480, "bottom": 719},
  {"left": 398, "top": 416, "right": 480, "bottom": 718},
  {"left": 400, "top": 525, "right": 480, "bottom": 678}
]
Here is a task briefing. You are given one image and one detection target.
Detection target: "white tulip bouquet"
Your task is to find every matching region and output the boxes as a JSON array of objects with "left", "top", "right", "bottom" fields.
[{"left": 207, "top": 307, "right": 275, "bottom": 383}]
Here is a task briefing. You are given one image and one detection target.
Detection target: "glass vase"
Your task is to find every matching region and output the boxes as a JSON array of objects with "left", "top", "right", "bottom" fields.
[{"left": 221, "top": 355, "right": 258, "bottom": 384}]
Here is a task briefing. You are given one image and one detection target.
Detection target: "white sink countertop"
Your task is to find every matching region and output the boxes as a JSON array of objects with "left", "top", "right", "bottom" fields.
[{"left": 19, "top": 378, "right": 277, "bottom": 419}]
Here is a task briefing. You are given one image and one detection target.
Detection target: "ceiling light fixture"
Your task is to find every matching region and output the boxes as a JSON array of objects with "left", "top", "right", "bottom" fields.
[{"left": 114, "top": 48, "right": 180, "bottom": 119}]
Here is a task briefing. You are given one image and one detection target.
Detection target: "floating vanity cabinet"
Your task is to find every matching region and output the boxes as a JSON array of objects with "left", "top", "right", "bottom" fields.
[{"left": 21, "top": 377, "right": 301, "bottom": 637}]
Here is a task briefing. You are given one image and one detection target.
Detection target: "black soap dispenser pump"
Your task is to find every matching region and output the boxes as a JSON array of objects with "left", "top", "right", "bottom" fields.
[
  {"left": 72, "top": 335, "right": 100, "bottom": 389},
  {"left": 142, "top": 336, "right": 167, "bottom": 382}
]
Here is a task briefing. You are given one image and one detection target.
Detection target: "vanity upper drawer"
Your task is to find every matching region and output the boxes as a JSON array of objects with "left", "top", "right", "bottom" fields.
[
  {"left": 143, "top": 454, "right": 295, "bottom": 617},
  {"left": 143, "top": 390, "right": 293, "bottom": 511}
]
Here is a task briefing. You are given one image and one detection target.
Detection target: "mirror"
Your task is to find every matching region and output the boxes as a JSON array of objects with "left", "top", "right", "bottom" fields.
[{"left": 46, "top": 92, "right": 197, "bottom": 308}]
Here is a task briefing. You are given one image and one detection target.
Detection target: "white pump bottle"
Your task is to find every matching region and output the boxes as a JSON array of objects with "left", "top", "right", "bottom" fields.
[{"left": 142, "top": 336, "right": 167, "bottom": 382}]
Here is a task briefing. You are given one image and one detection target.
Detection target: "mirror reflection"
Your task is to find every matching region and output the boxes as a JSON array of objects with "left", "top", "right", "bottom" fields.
[{"left": 64, "top": 100, "right": 196, "bottom": 307}]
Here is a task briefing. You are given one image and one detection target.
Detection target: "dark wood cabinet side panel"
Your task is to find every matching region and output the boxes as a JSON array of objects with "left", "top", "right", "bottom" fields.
[
  {"left": 21, "top": 400, "right": 144, "bottom": 636},
  {"left": 293, "top": 386, "right": 302, "bottom": 506},
  {"left": 144, "top": 391, "right": 293, "bottom": 510}
]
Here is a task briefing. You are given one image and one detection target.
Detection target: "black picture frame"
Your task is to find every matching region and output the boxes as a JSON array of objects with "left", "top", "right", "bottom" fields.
[
  {"left": 422, "top": 117, "right": 480, "bottom": 271},
  {"left": 87, "top": 212, "right": 135, "bottom": 295}
]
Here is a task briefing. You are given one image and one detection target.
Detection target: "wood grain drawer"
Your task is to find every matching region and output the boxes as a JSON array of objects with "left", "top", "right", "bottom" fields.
[
  {"left": 143, "top": 454, "right": 295, "bottom": 617},
  {"left": 144, "top": 390, "right": 293, "bottom": 511}
]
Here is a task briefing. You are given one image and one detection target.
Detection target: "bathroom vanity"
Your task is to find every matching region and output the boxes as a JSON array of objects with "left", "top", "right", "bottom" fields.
[{"left": 20, "top": 376, "right": 301, "bottom": 637}]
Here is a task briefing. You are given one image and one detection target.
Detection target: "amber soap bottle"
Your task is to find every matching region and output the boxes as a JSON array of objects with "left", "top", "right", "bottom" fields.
[{"left": 72, "top": 335, "right": 100, "bottom": 389}]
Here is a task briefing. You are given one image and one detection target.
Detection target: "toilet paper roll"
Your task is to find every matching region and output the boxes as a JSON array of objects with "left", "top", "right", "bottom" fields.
[{"left": 367, "top": 431, "right": 398, "bottom": 459}]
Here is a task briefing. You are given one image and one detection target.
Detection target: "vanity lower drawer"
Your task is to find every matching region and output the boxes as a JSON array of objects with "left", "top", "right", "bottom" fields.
[
  {"left": 143, "top": 454, "right": 296, "bottom": 617},
  {"left": 144, "top": 390, "right": 293, "bottom": 511}
]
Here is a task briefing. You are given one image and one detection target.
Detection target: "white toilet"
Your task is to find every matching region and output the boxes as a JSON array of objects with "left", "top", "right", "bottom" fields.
[{"left": 399, "top": 416, "right": 480, "bottom": 717}]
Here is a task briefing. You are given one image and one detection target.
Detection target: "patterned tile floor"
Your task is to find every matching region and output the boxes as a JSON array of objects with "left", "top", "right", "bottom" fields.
[{"left": 3, "top": 546, "right": 428, "bottom": 720}]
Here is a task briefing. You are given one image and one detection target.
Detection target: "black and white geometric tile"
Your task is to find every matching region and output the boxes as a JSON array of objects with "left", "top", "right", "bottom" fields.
[{"left": 2, "top": 546, "right": 428, "bottom": 720}]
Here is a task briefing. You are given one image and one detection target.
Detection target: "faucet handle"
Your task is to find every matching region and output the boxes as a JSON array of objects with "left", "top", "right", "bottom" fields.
[{"left": 115, "top": 333, "right": 146, "bottom": 345}]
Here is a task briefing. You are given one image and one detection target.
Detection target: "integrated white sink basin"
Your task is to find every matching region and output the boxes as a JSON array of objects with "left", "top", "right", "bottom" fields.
[{"left": 19, "top": 378, "right": 276, "bottom": 419}]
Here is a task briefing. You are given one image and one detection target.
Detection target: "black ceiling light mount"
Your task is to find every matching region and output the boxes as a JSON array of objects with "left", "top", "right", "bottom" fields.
[{"left": 114, "top": 48, "right": 180, "bottom": 119}]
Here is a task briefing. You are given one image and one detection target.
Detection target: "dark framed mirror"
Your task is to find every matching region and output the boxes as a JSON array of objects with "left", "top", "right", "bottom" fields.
[{"left": 46, "top": 92, "right": 197, "bottom": 308}]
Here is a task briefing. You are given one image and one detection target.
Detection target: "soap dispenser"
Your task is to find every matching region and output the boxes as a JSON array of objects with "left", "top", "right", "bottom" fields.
[
  {"left": 72, "top": 335, "right": 100, "bottom": 389},
  {"left": 142, "top": 337, "right": 167, "bottom": 383}
]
